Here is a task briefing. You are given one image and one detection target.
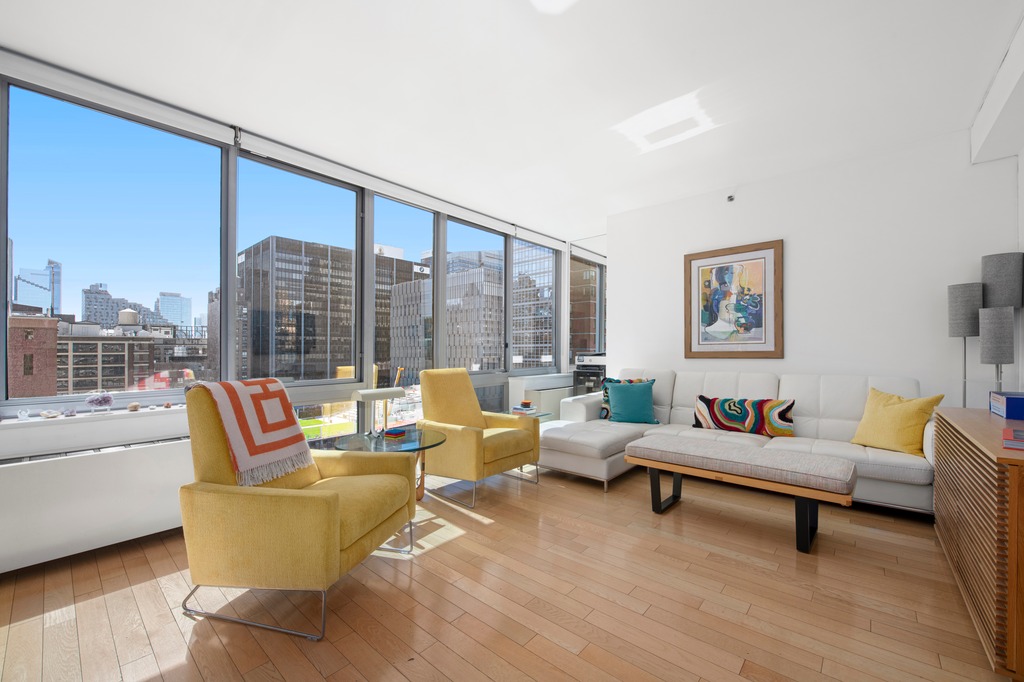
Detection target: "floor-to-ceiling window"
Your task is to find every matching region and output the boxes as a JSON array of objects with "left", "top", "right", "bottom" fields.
[
  {"left": 511, "top": 239, "right": 555, "bottom": 370},
  {"left": 235, "top": 156, "right": 360, "bottom": 442},
  {"left": 569, "top": 254, "right": 606, "bottom": 360},
  {"left": 445, "top": 220, "right": 505, "bottom": 372},
  {"left": 446, "top": 219, "right": 506, "bottom": 410},
  {"left": 235, "top": 156, "right": 358, "bottom": 383},
  {"left": 1, "top": 59, "right": 578, "bottom": 431},
  {"left": 373, "top": 195, "right": 434, "bottom": 425},
  {"left": 5, "top": 86, "right": 220, "bottom": 400}
]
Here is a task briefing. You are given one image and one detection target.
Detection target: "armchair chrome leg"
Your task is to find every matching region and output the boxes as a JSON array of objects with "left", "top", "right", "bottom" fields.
[
  {"left": 429, "top": 480, "right": 477, "bottom": 508},
  {"left": 182, "top": 584, "right": 326, "bottom": 641},
  {"left": 378, "top": 519, "right": 416, "bottom": 554},
  {"left": 516, "top": 464, "right": 540, "bottom": 484},
  {"left": 502, "top": 464, "right": 539, "bottom": 484}
]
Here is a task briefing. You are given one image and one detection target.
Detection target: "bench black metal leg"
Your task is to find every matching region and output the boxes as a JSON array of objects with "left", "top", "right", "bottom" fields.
[
  {"left": 795, "top": 497, "right": 819, "bottom": 553},
  {"left": 649, "top": 468, "right": 683, "bottom": 513}
]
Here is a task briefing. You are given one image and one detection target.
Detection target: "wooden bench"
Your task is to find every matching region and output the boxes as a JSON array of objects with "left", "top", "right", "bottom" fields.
[{"left": 624, "top": 435, "right": 857, "bottom": 553}]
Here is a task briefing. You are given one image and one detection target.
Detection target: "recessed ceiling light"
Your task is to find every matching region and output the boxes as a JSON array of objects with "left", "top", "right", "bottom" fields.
[
  {"left": 530, "top": 0, "right": 580, "bottom": 15},
  {"left": 611, "top": 91, "right": 718, "bottom": 154}
]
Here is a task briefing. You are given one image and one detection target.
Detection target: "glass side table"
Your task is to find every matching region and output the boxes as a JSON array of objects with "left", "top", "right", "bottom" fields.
[
  {"left": 505, "top": 411, "right": 552, "bottom": 419},
  {"left": 335, "top": 428, "right": 446, "bottom": 501}
]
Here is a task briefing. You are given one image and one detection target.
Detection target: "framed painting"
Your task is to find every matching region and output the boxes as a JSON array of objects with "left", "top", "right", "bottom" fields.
[{"left": 684, "top": 239, "right": 783, "bottom": 358}]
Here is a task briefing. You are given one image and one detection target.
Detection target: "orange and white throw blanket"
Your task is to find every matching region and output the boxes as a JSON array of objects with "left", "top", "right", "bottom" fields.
[{"left": 197, "top": 378, "right": 314, "bottom": 486}]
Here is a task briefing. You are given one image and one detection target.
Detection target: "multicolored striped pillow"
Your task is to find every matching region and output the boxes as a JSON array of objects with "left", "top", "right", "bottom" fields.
[{"left": 693, "top": 395, "right": 795, "bottom": 437}]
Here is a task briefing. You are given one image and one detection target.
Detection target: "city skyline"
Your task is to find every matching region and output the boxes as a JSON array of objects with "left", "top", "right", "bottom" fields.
[
  {"left": 4, "top": 83, "right": 572, "bottom": 404},
  {"left": 7, "top": 86, "right": 505, "bottom": 323}
]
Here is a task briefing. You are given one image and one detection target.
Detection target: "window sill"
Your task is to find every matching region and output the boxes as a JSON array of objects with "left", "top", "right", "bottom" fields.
[{"left": 0, "top": 404, "right": 189, "bottom": 462}]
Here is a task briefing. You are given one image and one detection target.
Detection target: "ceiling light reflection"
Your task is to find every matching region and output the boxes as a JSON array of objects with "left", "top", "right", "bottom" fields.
[
  {"left": 530, "top": 0, "right": 580, "bottom": 15},
  {"left": 612, "top": 90, "right": 717, "bottom": 154}
]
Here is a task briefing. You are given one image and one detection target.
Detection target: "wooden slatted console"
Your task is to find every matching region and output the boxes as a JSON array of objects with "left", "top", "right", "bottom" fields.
[{"left": 934, "top": 408, "right": 1024, "bottom": 679}]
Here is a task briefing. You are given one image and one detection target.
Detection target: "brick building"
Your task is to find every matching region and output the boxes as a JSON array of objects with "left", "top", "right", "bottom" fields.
[{"left": 7, "top": 315, "right": 59, "bottom": 398}]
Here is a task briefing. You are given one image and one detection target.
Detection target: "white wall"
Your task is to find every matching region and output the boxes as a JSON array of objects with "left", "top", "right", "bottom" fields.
[{"left": 606, "top": 130, "right": 1018, "bottom": 406}]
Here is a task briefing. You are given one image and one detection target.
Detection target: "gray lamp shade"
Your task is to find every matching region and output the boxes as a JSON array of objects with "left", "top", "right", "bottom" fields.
[
  {"left": 948, "top": 283, "right": 982, "bottom": 337},
  {"left": 982, "top": 252, "right": 1024, "bottom": 308},
  {"left": 980, "top": 306, "right": 1015, "bottom": 365}
]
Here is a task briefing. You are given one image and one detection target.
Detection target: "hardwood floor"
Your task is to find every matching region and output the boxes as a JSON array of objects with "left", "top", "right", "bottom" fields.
[{"left": 0, "top": 467, "right": 1003, "bottom": 681}]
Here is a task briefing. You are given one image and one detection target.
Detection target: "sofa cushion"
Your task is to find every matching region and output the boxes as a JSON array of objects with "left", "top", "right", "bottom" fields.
[
  {"left": 762, "top": 437, "right": 934, "bottom": 485},
  {"left": 850, "top": 388, "right": 943, "bottom": 456},
  {"left": 669, "top": 371, "right": 779, "bottom": 425},
  {"left": 693, "top": 395, "right": 794, "bottom": 437},
  {"left": 540, "top": 420, "right": 652, "bottom": 459},
  {"left": 778, "top": 374, "right": 922, "bottom": 441}
]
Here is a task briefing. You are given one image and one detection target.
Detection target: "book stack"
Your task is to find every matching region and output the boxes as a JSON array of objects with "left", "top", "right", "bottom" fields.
[
  {"left": 1004, "top": 428, "right": 1024, "bottom": 450},
  {"left": 512, "top": 405, "right": 537, "bottom": 415},
  {"left": 992, "top": 391, "right": 1024, "bottom": 420},
  {"left": 383, "top": 428, "right": 407, "bottom": 439}
]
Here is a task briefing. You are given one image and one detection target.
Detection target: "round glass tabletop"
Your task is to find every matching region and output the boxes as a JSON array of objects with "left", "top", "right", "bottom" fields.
[{"left": 334, "top": 427, "right": 446, "bottom": 453}]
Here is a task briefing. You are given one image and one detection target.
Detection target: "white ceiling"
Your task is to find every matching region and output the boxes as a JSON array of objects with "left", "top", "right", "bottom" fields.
[{"left": 1, "top": 0, "right": 1022, "bottom": 252}]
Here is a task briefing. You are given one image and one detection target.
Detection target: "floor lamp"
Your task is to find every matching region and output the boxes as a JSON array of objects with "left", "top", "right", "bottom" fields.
[
  {"left": 981, "top": 252, "right": 1024, "bottom": 395},
  {"left": 948, "top": 283, "right": 982, "bottom": 407},
  {"left": 981, "top": 307, "right": 1015, "bottom": 393}
]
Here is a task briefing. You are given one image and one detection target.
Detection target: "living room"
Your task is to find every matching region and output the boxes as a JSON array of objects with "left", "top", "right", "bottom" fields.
[{"left": 3, "top": 2, "right": 1024, "bottom": 680}]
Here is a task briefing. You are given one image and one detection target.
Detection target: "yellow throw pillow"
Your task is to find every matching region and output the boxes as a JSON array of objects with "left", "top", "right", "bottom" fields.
[{"left": 851, "top": 388, "right": 943, "bottom": 456}]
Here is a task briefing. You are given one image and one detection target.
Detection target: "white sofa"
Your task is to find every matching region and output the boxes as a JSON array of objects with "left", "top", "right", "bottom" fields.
[{"left": 539, "top": 369, "right": 936, "bottom": 514}]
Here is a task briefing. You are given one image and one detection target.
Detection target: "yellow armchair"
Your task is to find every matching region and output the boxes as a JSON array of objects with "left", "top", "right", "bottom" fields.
[
  {"left": 179, "top": 385, "right": 416, "bottom": 640},
  {"left": 417, "top": 368, "right": 539, "bottom": 507}
]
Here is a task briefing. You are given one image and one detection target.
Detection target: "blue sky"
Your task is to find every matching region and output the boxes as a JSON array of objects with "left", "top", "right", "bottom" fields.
[
  {"left": 8, "top": 86, "right": 501, "bottom": 322},
  {"left": 8, "top": 86, "right": 220, "bottom": 320}
]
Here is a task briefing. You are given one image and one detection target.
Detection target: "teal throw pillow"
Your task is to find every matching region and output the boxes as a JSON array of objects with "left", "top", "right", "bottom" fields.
[
  {"left": 600, "top": 377, "right": 648, "bottom": 419},
  {"left": 607, "top": 380, "right": 659, "bottom": 424}
]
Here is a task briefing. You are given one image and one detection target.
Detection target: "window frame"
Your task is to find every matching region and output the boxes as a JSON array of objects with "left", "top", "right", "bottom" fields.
[
  {"left": 443, "top": 216, "right": 510, "bottom": 387},
  {"left": 0, "top": 49, "right": 576, "bottom": 425},
  {"left": 0, "top": 76, "right": 229, "bottom": 412},
  {"left": 234, "top": 151, "right": 366, "bottom": 397},
  {"left": 366, "top": 191, "right": 438, "bottom": 390},
  {"left": 568, "top": 249, "right": 608, "bottom": 361},
  {"left": 508, "top": 236, "right": 560, "bottom": 376}
]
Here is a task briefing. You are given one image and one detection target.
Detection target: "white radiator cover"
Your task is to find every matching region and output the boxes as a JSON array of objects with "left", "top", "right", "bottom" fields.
[{"left": 0, "top": 439, "right": 194, "bottom": 574}]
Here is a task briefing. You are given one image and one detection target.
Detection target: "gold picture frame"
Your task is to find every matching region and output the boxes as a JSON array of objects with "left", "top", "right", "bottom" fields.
[{"left": 684, "top": 239, "right": 783, "bottom": 359}]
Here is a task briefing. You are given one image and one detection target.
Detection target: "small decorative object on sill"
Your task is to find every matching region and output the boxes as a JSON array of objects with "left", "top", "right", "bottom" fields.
[
  {"left": 17, "top": 409, "right": 30, "bottom": 421},
  {"left": 40, "top": 410, "right": 61, "bottom": 419},
  {"left": 62, "top": 408, "right": 76, "bottom": 417},
  {"left": 127, "top": 402, "right": 141, "bottom": 412},
  {"left": 163, "top": 402, "right": 172, "bottom": 408},
  {"left": 85, "top": 391, "right": 114, "bottom": 413}
]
